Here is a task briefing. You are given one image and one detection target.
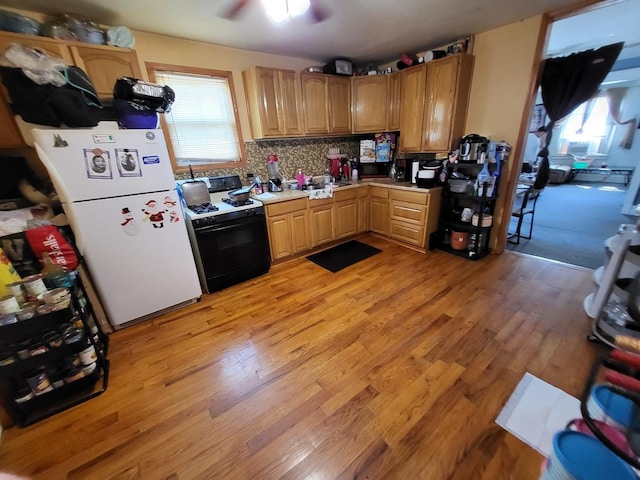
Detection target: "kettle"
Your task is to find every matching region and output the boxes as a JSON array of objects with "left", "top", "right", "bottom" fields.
[{"left": 459, "top": 134, "right": 489, "bottom": 162}]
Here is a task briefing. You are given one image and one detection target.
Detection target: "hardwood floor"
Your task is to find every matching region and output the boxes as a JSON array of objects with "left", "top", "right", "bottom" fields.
[{"left": 0, "top": 234, "right": 604, "bottom": 479}]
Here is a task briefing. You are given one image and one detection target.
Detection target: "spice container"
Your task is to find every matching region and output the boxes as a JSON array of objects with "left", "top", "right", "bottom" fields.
[
  {"left": 36, "top": 304, "right": 57, "bottom": 316},
  {"left": 0, "top": 313, "right": 18, "bottom": 325},
  {"left": 43, "top": 331, "right": 64, "bottom": 348},
  {"left": 79, "top": 342, "right": 97, "bottom": 365},
  {"left": 29, "top": 341, "right": 48, "bottom": 356},
  {"left": 81, "top": 362, "right": 97, "bottom": 376},
  {"left": 63, "top": 327, "right": 83, "bottom": 346},
  {"left": 0, "top": 349, "right": 16, "bottom": 366},
  {"left": 15, "top": 338, "right": 31, "bottom": 360},
  {"left": 42, "top": 287, "right": 71, "bottom": 310},
  {"left": 14, "top": 386, "right": 33, "bottom": 404}
]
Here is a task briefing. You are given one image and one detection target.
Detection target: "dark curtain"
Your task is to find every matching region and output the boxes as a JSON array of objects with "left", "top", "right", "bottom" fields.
[{"left": 533, "top": 42, "right": 624, "bottom": 190}]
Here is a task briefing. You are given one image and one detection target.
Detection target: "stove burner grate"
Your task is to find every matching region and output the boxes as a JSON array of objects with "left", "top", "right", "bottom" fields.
[
  {"left": 189, "top": 203, "right": 219, "bottom": 214},
  {"left": 222, "top": 198, "right": 254, "bottom": 207}
]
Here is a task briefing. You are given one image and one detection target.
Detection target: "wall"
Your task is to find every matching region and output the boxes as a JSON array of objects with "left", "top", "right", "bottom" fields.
[{"left": 464, "top": 15, "right": 545, "bottom": 243}]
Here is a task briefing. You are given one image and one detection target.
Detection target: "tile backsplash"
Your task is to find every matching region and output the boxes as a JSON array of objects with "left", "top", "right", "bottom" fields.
[{"left": 175, "top": 136, "right": 363, "bottom": 182}]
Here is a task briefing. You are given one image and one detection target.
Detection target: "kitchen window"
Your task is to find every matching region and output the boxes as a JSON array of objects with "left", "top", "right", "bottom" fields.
[{"left": 147, "top": 63, "right": 246, "bottom": 172}]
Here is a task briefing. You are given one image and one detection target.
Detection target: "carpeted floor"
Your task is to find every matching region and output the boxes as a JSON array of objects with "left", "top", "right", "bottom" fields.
[{"left": 506, "top": 181, "right": 636, "bottom": 269}]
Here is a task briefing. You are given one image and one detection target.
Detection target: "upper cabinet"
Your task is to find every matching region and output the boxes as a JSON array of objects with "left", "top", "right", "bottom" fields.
[
  {"left": 70, "top": 45, "right": 142, "bottom": 99},
  {"left": 399, "top": 54, "right": 474, "bottom": 153},
  {"left": 301, "top": 72, "right": 330, "bottom": 135},
  {"left": 327, "top": 76, "right": 352, "bottom": 134},
  {"left": 243, "top": 66, "right": 303, "bottom": 139},
  {"left": 0, "top": 31, "right": 142, "bottom": 148},
  {"left": 387, "top": 71, "right": 402, "bottom": 132},
  {"left": 352, "top": 75, "right": 388, "bottom": 133}
]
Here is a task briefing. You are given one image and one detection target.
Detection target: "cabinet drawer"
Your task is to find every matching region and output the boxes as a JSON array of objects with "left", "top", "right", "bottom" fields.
[
  {"left": 266, "top": 198, "right": 307, "bottom": 216},
  {"left": 390, "top": 200, "right": 426, "bottom": 225},
  {"left": 307, "top": 197, "right": 333, "bottom": 207},
  {"left": 334, "top": 188, "right": 357, "bottom": 202},
  {"left": 389, "top": 220, "right": 426, "bottom": 247},
  {"left": 389, "top": 189, "right": 429, "bottom": 205},
  {"left": 369, "top": 185, "right": 389, "bottom": 199}
]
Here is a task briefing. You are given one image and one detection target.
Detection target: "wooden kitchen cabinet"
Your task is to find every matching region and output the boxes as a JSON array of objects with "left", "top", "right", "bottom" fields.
[
  {"left": 243, "top": 66, "right": 303, "bottom": 139},
  {"left": 308, "top": 197, "right": 335, "bottom": 246},
  {"left": 399, "top": 64, "right": 428, "bottom": 152},
  {"left": 399, "top": 54, "right": 473, "bottom": 153},
  {"left": 266, "top": 199, "right": 310, "bottom": 260},
  {"left": 334, "top": 188, "right": 358, "bottom": 239},
  {"left": 352, "top": 75, "right": 388, "bottom": 133},
  {"left": 70, "top": 45, "right": 142, "bottom": 99},
  {"left": 327, "top": 76, "right": 351, "bottom": 133},
  {"left": 0, "top": 31, "right": 142, "bottom": 148},
  {"left": 356, "top": 186, "right": 369, "bottom": 233},
  {"left": 369, "top": 185, "right": 389, "bottom": 236},
  {"left": 422, "top": 54, "right": 473, "bottom": 152},
  {"left": 387, "top": 71, "right": 402, "bottom": 132},
  {"left": 389, "top": 189, "right": 430, "bottom": 248},
  {"left": 301, "top": 73, "right": 330, "bottom": 135}
]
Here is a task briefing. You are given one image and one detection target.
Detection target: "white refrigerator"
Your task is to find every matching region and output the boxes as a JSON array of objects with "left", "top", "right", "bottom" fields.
[{"left": 32, "top": 128, "right": 202, "bottom": 329}]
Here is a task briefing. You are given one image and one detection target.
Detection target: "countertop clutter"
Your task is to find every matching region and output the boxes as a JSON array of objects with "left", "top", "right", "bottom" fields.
[{"left": 254, "top": 178, "right": 442, "bottom": 204}]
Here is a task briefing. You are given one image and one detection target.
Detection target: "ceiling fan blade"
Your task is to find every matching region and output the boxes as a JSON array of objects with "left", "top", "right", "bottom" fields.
[
  {"left": 222, "top": 0, "right": 251, "bottom": 19},
  {"left": 308, "top": 0, "right": 329, "bottom": 23}
]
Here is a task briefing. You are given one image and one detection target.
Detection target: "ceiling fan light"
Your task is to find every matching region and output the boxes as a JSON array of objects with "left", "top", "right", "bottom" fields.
[
  {"left": 288, "top": 0, "right": 311, "bottom": 17},
  {"left": 262, "top": 0, "right": 289, "bottom": 23}
]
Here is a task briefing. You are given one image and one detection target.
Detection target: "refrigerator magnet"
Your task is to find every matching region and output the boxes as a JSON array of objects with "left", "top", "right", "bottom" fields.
[
  {"left": 84, "top": 148, "right": 113, "bottom": 179},
  {"left": 116, "top": 148, "right": 142, "bottom": 177}
]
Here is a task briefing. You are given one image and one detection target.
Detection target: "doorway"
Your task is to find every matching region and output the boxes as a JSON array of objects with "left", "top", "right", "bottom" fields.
[{"left": 505, "top": 0, "right": 640, "bottom": 269}]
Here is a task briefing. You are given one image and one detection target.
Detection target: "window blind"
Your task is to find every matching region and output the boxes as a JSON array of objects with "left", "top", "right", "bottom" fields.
[{"left": 153, "top": 71, "right": 241, "bottom": 165}]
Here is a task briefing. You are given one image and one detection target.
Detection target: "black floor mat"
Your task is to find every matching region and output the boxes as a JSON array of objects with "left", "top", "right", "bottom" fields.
[{"left": 306, "top": 240, "right": 381, "bottom": 273}]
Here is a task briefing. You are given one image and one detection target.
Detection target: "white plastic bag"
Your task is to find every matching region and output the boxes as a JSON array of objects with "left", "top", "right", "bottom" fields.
[{"left": 0, "top": 43, "right": 67, "bottom": 86}]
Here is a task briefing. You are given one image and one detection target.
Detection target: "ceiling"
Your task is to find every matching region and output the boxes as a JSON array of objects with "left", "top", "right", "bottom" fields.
[{"left": 1, "top": 0, "right": 586, "bottom": 66}]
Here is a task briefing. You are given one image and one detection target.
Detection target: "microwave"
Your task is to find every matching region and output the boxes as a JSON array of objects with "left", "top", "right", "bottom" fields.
[{"left": 358, "top": 161, "right": 389, "bottom": 178}]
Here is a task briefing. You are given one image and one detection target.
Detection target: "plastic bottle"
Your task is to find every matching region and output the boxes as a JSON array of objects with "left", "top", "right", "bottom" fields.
[
  {"left": 41, "top": 253, "right": 72, "bottom": 289},
  {"left": 296, "top": 169, "right": 305, "bottom": 188}
]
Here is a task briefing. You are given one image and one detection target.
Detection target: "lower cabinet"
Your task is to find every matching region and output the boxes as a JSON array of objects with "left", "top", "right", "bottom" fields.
[
  {"left": 389, "top": 190, "right": 429, "bottom": 248},
  {"left": 309, "top": 198, "right": 335, "bottom": 247},
  {"left": 369, "top": 186, "right": 389, "bottom": 236},
  {"left": 335, "top": 188, "right": 358, "bottom": 239},
  {"left": 356, "top": 186, "right": 370, "bottom": 233},
  {"left": 266, "top": 198, "right": 310, "bottom": 261}
]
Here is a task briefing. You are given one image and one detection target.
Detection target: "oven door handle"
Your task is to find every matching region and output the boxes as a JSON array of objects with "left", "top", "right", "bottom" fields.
[{"left": 193, "top": 215, "right": 264, "bottom": 234}]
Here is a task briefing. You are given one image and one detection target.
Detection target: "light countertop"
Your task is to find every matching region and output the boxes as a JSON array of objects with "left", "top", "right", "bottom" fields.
[{"left": 254, "top": 179, "right": 442, "bottom": 205}]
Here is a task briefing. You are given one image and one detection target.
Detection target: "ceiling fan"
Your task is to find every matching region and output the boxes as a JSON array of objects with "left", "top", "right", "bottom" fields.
[{"left": 221, "top": 0, "right": 329, "bottom": 23}]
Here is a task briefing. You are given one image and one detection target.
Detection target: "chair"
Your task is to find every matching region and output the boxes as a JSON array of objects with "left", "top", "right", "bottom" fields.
[{"left": 507, "top": 187, "right": 541, "bottom": 245}]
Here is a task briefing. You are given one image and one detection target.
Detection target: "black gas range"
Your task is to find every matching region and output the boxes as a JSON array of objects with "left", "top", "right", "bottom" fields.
[{"left": 181, "top": 175, "right": 270, "bottom": 293}]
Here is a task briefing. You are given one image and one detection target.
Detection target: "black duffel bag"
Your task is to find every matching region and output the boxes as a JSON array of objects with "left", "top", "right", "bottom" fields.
[{"left": 0, "top": 65, "right": 102, "bottom": 127}]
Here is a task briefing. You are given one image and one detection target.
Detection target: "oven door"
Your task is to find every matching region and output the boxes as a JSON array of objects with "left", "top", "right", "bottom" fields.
[{"left": 192, "top": 213, "right": 270, "bottom": 292}]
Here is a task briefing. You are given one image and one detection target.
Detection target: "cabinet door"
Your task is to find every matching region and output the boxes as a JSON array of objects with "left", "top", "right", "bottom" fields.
[
  {"left": 387, "top": 71, "right": 402, "bottom": 131},
  {"left": 310, "top": 203, "right": 334, "bottom": 246},
  {"left": 352, "top": 76, "right": 387, "bottom": 133},
  {"left": 267, "top": 214, "right": 293, "bottom": 260},
  {"left": 369, "top": 197, "right": 389, "bottom": 235},
  {"left": 290, "top": 209, "right": 311, "bottom": 253},
  {"left": 357, "top": 195, "right": 370, "bottom": 233},
  {"left": 70, "top": 45, "right": 142, "bottom": 99},
  {"left": 399, "top": 64, "right": 427, "bottom": 152},
  {"left": 280, "top": 70, "right": 304, "bottom": 136},
  {"left": 335, "top": 200, "right": 357, "bottom": 239},
  {"left": 301, "top": 73, "right": 329, "bottom": 135},
  {"left": 422, "top": 54, "right": 473, "bottom": 152},
  {"left": 328, "top": 76, "right": 352, "bottom": 134},
  {"left": 254, "top": 67, "right": 284, "bottom": 137}
]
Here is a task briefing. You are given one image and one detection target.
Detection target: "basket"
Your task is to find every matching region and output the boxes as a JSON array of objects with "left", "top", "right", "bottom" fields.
[{"left": 573, "top": 160, "right": 591, "bottom": 169}]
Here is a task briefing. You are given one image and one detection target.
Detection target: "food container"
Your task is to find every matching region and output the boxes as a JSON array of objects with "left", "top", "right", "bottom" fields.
[
  {"left": 586, "top": 384, "right": 633, "bottom": 430},
  {"left": 79, "top": 344, "right": 97, "bottom": 365},
  {"left": 449, "top": 178, "right": 474, "bottom": 194},
  {"left": 64, "top": 367, "right": 84, "bottom": 384},
  {"left": 14, "top": 387, "right": 33, "bottom": 404},
  {"left": 43, "top": 331, "right": 64, "bottom": 348},
  {"left": 0, "top": 294, "right": 20, "bottom": 314},
  {"left": 6, "top": 282, "right": 25, "bottom": 304},
  {"left": 42, "top": 287, "right": 71, "bottom": 310},
  {"left": 36, "top": 304, "right": 57, "bottom": 316},
  {"left": 0, "top": 313, "right": 17, "bottom": 325},
  {"left": 16, "top": 305, "right": 37, "bottom": 321},
  {"left": 23, "top": 274, "right": 47, "bottom": 299},
  {"left": 450, "top": 231, "right": 469, "bottom": 250},
  {"left": 0, "top": 9, "right": 41, "bottom": 35},
  {"left": 472, "top": 213, "right": 493, "bottom": 227},
  {"left": 26, "top": 367, "right": 53, "bottom": 396}
]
